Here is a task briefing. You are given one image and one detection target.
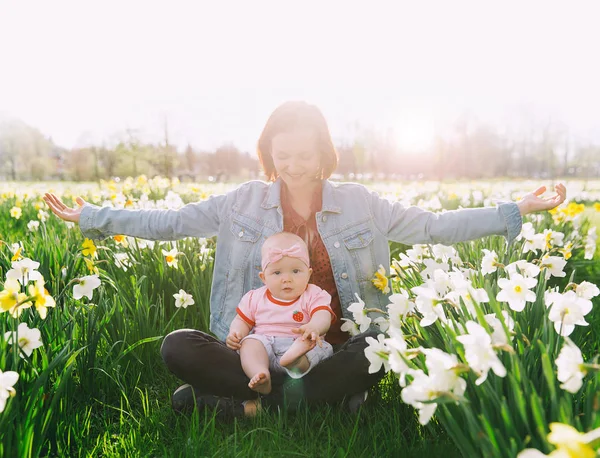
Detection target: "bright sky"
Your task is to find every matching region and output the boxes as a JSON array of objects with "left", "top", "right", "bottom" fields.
[{"left": 1, "top": 0, "right": 599, "bottom": 154}]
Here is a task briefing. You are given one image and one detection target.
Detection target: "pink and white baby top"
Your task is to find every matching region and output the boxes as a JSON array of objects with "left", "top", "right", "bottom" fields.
[{"left": 236, "top": 284, "right": 336, "bottom": 337}]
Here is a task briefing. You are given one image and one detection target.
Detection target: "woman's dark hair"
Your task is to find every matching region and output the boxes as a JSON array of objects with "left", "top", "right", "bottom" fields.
[{"left": 257, "top": 101, "right": 338, "bottom": 181}]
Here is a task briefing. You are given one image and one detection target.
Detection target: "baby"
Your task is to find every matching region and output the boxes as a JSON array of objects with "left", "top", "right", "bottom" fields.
[{"left": 226, "top": 232, "right": 336, "bottom": 397}]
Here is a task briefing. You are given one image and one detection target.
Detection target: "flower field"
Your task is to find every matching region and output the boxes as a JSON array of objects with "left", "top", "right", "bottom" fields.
[{"left": 1, "top": 177, "right": 600, "bottom": 457}]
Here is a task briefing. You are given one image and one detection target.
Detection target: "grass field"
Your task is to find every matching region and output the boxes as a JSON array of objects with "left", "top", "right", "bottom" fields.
[{"left": 1, "top": 179, "right": 599, "bottom": 457}]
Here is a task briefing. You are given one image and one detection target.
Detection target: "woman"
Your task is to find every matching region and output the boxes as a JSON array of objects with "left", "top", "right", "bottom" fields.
[{"left": 44, "top": 101, "right": 566, "bottom": 418}]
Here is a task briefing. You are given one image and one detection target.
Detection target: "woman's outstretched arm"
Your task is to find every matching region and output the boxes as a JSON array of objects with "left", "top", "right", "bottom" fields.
[
  {"left": 43, "top": 192, "right": 227, "bottom": 241},
  {"left": 369, "top": 184, "right": 566, "bottom": 246}
]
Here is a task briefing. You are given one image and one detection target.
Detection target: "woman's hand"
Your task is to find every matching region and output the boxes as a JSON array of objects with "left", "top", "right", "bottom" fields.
[
  {"left": 43, "top": 193, "right": 87, "bottom": 224},
  {"left": 516, "top": 183, "right": 567, "bottom": 216}
]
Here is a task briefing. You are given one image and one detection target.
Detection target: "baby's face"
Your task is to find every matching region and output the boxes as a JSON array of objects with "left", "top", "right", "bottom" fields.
[{"left": 260, "top": 255, "right": 312, "bottom": 301}]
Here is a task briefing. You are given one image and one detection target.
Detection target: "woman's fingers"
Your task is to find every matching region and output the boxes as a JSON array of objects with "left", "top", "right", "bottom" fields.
[{"left": 44, "top": 193, "right": 66, "bottom": 212}]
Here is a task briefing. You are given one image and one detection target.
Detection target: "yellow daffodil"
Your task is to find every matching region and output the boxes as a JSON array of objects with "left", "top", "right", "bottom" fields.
[
  {"left": 136, "top": 175, "right": 148, "bottom": 187},
  {"left": 124, "top": 198, "right": 135, "bottom": 208},
  {"left": 558, "top": 242, "right": 573, "bottom": 260},
  {"left": 11, "top": 247, "right": 23, "bottom": 262},
  {"left": 372, "top": 264, "right": 390, "bottom": 294},
  {"left": 84, "top": 257, "right": 99, "bottom": 275},
  {"left": 10, "top": 207, "right": 22, "bottom": 220},
  {"left": 113, "top": 235, "right": 128, "bottom": 247},
  {"left": 0, "top": 279, "right": 31, "bottom": 317},
  {"left": 547, "top": 423, "right": 595, "bottom": 458},
  {"left": 28, "top": 280, "right": 56, "bottom": 319},
  {"left": 81, "top": 238, "right": 98, "bottom": 259},
  {"left": 594, "top": 202, "right": 600, "bottom": 212}
]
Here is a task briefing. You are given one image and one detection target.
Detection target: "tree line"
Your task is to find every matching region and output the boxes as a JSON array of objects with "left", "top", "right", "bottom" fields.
[{"left": 1, "top": 117, "right": 599, "bottom": 182}]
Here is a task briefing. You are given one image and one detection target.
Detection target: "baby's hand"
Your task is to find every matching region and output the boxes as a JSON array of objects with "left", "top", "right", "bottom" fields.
[
  {"left": 226, "top": 331, "right": 242, "bottom": 350},
  {"left": 292, "top": 325, "right": 323, "bottom": 347}
]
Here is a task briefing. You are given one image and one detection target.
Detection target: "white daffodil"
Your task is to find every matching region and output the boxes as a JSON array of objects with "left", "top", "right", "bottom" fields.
[
  {"left": 385, "top": 330, "right": 411, "bottom": 386},
  {"left": 555, "top": 339, "right": 586, "bottom": 393},
  {"left": 456, "top": 321, "right": 507, "bottom": 385},
  {"left": 173, "top": 289, "right": 195, "bottom": 308},
  {"left": 547, "top": 291, "right": 592, "bottom": 337},
  {"left": 340, "top": 317, "right": 360, "bottom": 336},
  {"left": 518, "top": 223, "right": 546, "bottom": 254},
  {"left": 481, "top": 249, "right": 499, "bottom": 275},
  {"left": 386, "top": 290, "right": 415, "bottom": 330},
  {"left": 401, "top": 370, "right": 439, "bottom": 425},
  {"left": 164, "top": 190, "right": 184, "bottom": 209},
  {"left": 402, "top": 350, "right": 466, "bottom": 425},
  {"left": 575, "top": 281, "right": 600, "bottom": 300},
  {"left": 544, "top": 287, "right": 562, "bottom": 309},
  {"left": 406, "top": 244, "right": 429, "bottom": 263},
  {"left": 28, "top": 279, "right": 56, "bottom": 319},
  {"left": 516, "top": 222, "right": 535, "bottom": 242},
  {"left": 364, "top": 333, "right": 390, "bottom": 374},
  {"left": 162, "top": 248, "right": 180, "bottom": 268},
  {"left": 73, "top": 275, "right": 101, "bottom": 300},
  {"left": 430, "top": 269, "right": 453, "bottom": 296},
  {"left": 37, "top": 209, "right": 49, "bottom": 222},
  {"left": 27, "top": 220, "right": 40, "bottom": 232},
  {"left": 420, "top": 258, "right": 449, "bottom": 281},
  {"left": 0, "top": 369, "right": 19, "bottom": 413},
  {"left": 584, "top": 227, "right": 597, "bottom": 260},
  {"left": 5, "top": 258, "right": 43, "bottom": 285},
  {"left": 396, "top": 253, "right": 414, "bottom": 269},
  {"left": 114, "top": 252, "right": 131, "bottom": 271},
  {"left": 127, "top": 237, "right": 155, "bottom": 251},
  {"left": 505, "top": 260, "right": 540, "bottom": 279},
  {"left": 516, "top": 449, "right": 552, "bottom": 458},
  {"left": 4, "top": 322, "right": 43, "bottom": 358},
  {"left": 539, "top": 255, "right": 567, "bottom": 280},
  {"left": 431, "top": 244, "right": 462, "bottom": 265},
  {"left": 542, "top": 229, "right": 564, "bottom": 249},
  {"left": 373, "top": 316, "right": 390, "bottom": 333},
  {"left": 484, "top": 311, "right": 515, "bottom": 345},
  {"left": 347, "top": 294, "right": 372, "bottom": 333},
  {"left": 412, "top": 284, "right": 446, "bottom": 327},
  {"left": 444, "top": 271, "right": 489, "bottom": 315},
  {"left": 496, "top": 274, "right": 537, "bottom": 312}
]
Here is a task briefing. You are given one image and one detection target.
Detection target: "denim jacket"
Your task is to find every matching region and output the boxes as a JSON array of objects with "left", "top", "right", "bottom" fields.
[{"left": 79, "top": 179, "right": 522, "bottom": 341}]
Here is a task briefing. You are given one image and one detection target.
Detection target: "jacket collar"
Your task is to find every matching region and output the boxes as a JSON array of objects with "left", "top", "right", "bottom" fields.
[{"left": 261, "top": 178, "right": 342, "bottom": 213}]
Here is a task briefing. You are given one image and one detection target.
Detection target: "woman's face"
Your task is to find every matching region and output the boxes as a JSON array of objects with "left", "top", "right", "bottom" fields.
[{"left": 271, "top": 128, "right": 321, "bottom": 191}]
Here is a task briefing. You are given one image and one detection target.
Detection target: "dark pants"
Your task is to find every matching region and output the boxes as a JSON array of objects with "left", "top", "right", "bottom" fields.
[{"left": 160, "top": 329, "right": 384, "bottom": 408}]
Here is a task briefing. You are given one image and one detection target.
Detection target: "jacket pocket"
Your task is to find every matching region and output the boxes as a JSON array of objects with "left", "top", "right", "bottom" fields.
[
  {"left": 229, "top": 220, "right": 261, "bottom": 243},
  {"left": 343, "top": 228, "right": 375, "bottom": 281}
]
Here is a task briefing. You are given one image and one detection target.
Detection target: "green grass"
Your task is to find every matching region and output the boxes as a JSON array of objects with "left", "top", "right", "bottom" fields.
[
  {"left": 2, "top": 183, "right": 600, "bottom": 457},
  {"left": 68, "top": 372, "right": 461, "bottom": 458}
]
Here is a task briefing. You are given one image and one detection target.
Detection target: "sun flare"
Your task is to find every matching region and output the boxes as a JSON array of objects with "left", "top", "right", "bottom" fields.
[{"left": 394, "top": 114, "right": 436, "bottom": 152}]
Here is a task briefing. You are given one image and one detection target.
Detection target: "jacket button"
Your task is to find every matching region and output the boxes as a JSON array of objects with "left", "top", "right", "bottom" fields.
[
  {"left": 322, "top": 215, "right": 327, "bottom": 222},
  {"left": 334, "top": 241, "right": 340, "bottom": 248},
  {"left": 341, "top": 272, "right": 348, "bottom": 279},
  {"left": 238, "top": 231, "right": 244, "bottom": 237}
]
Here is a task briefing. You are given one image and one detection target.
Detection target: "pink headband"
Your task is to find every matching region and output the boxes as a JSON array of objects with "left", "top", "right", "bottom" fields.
[{"left": 261, "top": 244, "right": 310, "bottom": 271}]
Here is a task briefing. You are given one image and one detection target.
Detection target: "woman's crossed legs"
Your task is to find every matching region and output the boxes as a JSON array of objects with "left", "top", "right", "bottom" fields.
[{"left": 160, "top": 329, "right": 384, "bottom": 416}]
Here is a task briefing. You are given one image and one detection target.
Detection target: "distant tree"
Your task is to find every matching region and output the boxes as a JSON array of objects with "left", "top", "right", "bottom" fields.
[
  {"left": 0, "top": 119, "right": 57, "bottom": 180},
  {"left": 214, "top": 143, "right": 241, "bottom": 181}
]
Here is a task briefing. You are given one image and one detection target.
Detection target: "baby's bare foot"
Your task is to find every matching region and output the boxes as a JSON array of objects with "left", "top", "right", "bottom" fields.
[
  {"left": 280, "top": 338, "right": 316, "bottom": 367},
  {"left": 248, "top": 372, "right": 271, "bottom": 394}
]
